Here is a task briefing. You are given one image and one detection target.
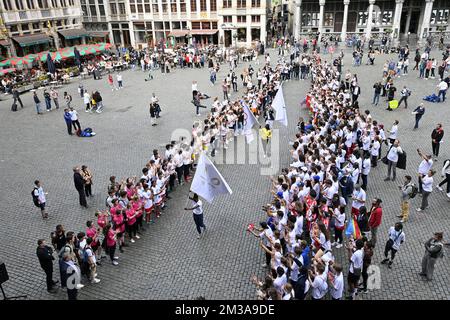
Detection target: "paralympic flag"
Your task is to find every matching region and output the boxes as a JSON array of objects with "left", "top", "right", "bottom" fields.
[
  {"left": 272, "top": 85, "right": 288, "bottom": 127},
  {"left": 345, "top": 217, "right": 362, "bottom": 239},
  {"left": 190, "top": 153, "right": 233, "bottom": 203},
  {"left": 242, "top": 103, "right": 258, "bottom": 144}
]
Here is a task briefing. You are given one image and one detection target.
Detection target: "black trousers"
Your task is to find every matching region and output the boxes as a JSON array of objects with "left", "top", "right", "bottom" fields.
[
  {"left": 193, "top": 213, "right": 206, "bottom": 234},
  {"left": 398, "top": 96, "right": 408, "bottom": 108},
  {"left": 77, "top": 188, "right": 87, "bottom": 207},
  {"left": 67, "top": 288, "right": 78, "bottom": 300},
  {"left": 42, "top": 264, "right": 54, "bottom": 290},
  {"left": 432, "top": 142, "right": 440, "bottom": 157},
  {"left": 176, "top": 166, "right": 184, "bottom": 184},
  {"left": 361, "top": 264, "right": 369, "bottom": 289},
  {"left": 107, "top": 245, "right": 116, "bottom": 261},
  {"left": 14, "top": 97, "right": 24, "bottom": 108},
  {"left": 84, "top": 184, "right": 92, "bottom": 197},
  {"left": 439, "top": 173, "right": 450, "bottom": 193},
  {"left": 72, "top": 120, "right": 81, "bottom": 131},
  {"left": 384, "top": 242, "right": 398, "bottom": 260}
]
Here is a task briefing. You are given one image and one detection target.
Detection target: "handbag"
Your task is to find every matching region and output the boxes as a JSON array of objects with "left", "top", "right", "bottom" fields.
[
  {"left": 381, "top": 145, "right": 393, "bottom": 165},
  {"left": 397, "top": 150, "right": 407, "bottom": 170}
]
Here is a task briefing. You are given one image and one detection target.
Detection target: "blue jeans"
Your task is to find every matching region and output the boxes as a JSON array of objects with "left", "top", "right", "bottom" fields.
[
  {"left": 372, "top": 93, "right": 380, "bottom": 105},
  {"left": 438, "top": 89, "right": 447, "bottom": 102},
  {"left": 193, "top": 213, "right": 206, "bottom": 234},
  {"left": 35, "top": 103, "right": 41, "bottom": 114},
  {"left": 414, "top": 116, "right": 422, "bottom": 129},
  {"left": 45, "top": 99, "right": 51, "bottom": 110}
]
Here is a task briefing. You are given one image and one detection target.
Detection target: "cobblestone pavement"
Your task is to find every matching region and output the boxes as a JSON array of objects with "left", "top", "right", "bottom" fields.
[{"left": 0, "top": 47, "right": 449, "bottom": 300}]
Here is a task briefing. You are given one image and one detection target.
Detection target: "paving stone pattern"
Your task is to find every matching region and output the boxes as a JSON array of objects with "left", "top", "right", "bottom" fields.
[{"left": 0, "top": 48, "right": 448, "bottom": 300}]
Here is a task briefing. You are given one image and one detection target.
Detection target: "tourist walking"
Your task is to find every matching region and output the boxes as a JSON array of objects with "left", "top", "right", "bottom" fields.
[
  {"left": 437, "top": 159, "right": 450, "bottom": 196},
  {"left": 431, "top": 124, "right": 444, "bottom": 160},
  {"left": 117, "top": 73, "right": 123, "bottom": 89},
  {"left": 33, "top": 91, "right": 42, "bottom": 114},
  {"left": 83, "top": 91, "right": 91, "bottom": 112},
  {"left": 384, "top": 139, "right": 403, "bottom": 182},
  {"left": 63, "top": 108, "right": 73, "bottom": 135},
  {"left": 32, "top": 180, "right": 48, "bottom": 219},
  {"left": 64, "top": 92, "right": 72, "bottom": 108},
  {"left": 397, "top": 175, "right": 415, "bottom": 223},
  {"left": 12, "top": 88, "right": 24, "bottom": 109},
  {"left": 50, "top": 88, "right": 59, "bottom": 109},
  {"left": 416, "top": 170, "right": 435, "bottom": 212},
  {"left": 381, "top": 222, "right": 405, "bottom": 269},
  {"left": 412, "top": 104, "right": 425, "bottom": 129},
  {"left": 420, "top": 232, "right": 445, "bottom": 281}
]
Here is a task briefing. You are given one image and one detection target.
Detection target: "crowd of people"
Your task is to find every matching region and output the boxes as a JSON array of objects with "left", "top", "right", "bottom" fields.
[{"left": 248, "top": 46, "right": 446, "bottom": 300}]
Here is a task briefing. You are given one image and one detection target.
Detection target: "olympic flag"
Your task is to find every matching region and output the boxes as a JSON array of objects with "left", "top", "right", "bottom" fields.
[{"left": 191, "top": 153, "right": 233, "bottom": 203}]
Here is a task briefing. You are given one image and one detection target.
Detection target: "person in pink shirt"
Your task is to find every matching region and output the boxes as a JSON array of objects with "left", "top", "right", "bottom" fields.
[
  {"left": 132, "top": 196, "right": 145, "bottom": 233},
  {"left": 95, "top": 210, "right": 109, "bottom": 230},
  {"left": 104, "top": 223, "right": 119, "bottom": 265},
  {"left": 125, "top": 203, "right": 139, "bottom": 243},
  {"left": 112, "top": 209, "right": 126, "bottom": 253},
  {"left": 86, "top": 220, "right": 103, "bottom": 263},
  {"left": 107, "top": 74, "right": 117, "bottom": 91}
]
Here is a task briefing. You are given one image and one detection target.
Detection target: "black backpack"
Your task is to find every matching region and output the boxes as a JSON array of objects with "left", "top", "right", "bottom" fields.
[
  {"left": 32, "top": 187, "right": 40, "bottom": 207},
  {"left": 409, "top": 184, "right": 418, "bottom": 199}
]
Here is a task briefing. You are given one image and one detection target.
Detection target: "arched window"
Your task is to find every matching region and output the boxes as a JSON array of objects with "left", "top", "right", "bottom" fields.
[{"left": 3, "top": 0, "right": 12, "bottom": 10}]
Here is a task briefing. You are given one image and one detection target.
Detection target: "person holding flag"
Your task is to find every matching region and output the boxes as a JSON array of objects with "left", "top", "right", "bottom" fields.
[{"left": 184, "top": 192, "right": 206, "bottom": 239}]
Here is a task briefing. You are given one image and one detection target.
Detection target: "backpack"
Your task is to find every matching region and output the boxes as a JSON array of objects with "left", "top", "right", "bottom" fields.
[
  {"left": 58, "top": 244, "right": 72, "bottom": 259},
  {"left": 32, "top": 187, "right": 40, "bottom": 207},
  {"left": 409, "top": 184, "right": 418, "bottom": 199}
]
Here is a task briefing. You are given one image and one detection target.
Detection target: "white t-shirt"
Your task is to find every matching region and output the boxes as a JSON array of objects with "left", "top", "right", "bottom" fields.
[
  {"left": 388, "top": 227, "right": 405, "bottom": 250},
  {"left": 310, "top": 274, "right": 328, "bottom": 299},
  {"left": 389, "top": 125, "right": 398, "bottom": 140},
  {"left": 350, "top": 249, "right": 364, "bottom": 273},
  {"left": 192, "top": 200, "right": 203, "bottom": 215},
  {"left": 418, "top": 159, "right": 433, "bottom": 175},
  {"left": 330, "top": 273, "right": 344, "bottom": 299},
  {"left": 34, "top": 186, "right": 46, "bottom": 204},
  {"left": 352, "top": 189, "right": 366, "bottom": 209},
  {"left": 273, "top": 274, "right": 287, "bottom": 294},
  {"left": 421, "top": 175, "right": 433, "bottom": 193},
  {"left": 387, "top": 146, "right": 403, "bottom": 162},
  {"left": 362, "top": 158, "right": 371, "bottom": 175}
]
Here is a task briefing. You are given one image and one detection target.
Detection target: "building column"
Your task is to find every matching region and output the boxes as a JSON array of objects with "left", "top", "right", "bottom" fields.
[
  {"left": 246, "top": 18, "right": 252, "bottom": 47},
  {"left": 261, "top": 14, "right": 266, "bottom": 45},
  {"left": 365, "top": 0, "right": 375, "bottom": 40},
  {"left": 418, "top": 0, "right": 434, "bottom": 46},
  {"left": 129, "top": 22, "right": 136, "bottom": 47},
  {"left": 341, "top": 0, "right": 350, "bottom": 41},
  {"left": 391, "top": 0, "right": 404, "bottom": 45},
  {"left": 318, "top": 0, "right": 325, "bottom": 38},
  {"left": 294, "top": 0, "right": 301, "bottom": 41}
]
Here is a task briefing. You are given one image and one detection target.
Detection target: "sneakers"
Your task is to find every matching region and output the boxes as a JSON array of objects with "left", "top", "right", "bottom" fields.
[
  {"left": 437, "top": 186, "right": 443, "bottom": 192},
  {"left": 135, "top": 235, "right": 140, "bottom": 239},
  {"left": 384, "top": 177, "right": 391, "bottom": 181},
  {"left": 335, "top": 243, "right": 343, "bottom": 249},
  {"left": 130, "top": 239, "right": 135, "bottom": 243},
  {"left": 380, "top": 258, "right": 389, "bottom": 264},
  {"left": 416, "top": 208, "right": 423, "bottom": 212},
  {"left": 113, "top": 256, "right": 119, "bottom": 260},
  {"left": 47, "top": 288, "right": 58, "bottom": 293},
  {"left": 112, "top": 260, "right": 119, "bottom": 266},
  {"left": 261, "top": 263, "right": 268, "bottom": 268},
  {"left": 197, "top": 234, "right": 201, "bottom": 239},
  {"left": 75, "top": 284, "right": 85, "bottom": 290},
  {"left": 91, "top": 278, "right": 101, "bottom": 284}
]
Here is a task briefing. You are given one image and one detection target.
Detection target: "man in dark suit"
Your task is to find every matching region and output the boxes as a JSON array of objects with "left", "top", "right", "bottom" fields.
[
  {"left": 36, "top": 239, "right": 58, "bottom": 293},
  {"left": 73, "top": 167, "right": 87, "bottom": 207}
]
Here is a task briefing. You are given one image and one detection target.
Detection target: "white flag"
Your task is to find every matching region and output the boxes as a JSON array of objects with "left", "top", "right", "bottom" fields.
[
  {"left": 242, "top": 103, "right": 258, "bottom": 144},
  {"left": 272, "top": 85, "right": 288, "bottom": 127},
  {"left": 191, "top": 153, "right": 233, "bottom": 203}
]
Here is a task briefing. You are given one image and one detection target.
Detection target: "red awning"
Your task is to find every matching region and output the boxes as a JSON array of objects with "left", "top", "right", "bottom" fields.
[
  {"left": 190, "top": 29, "right": 218, "bottom": 35},
  {"left": 168, "top": 30, "right": 190, "bottom": 37}
]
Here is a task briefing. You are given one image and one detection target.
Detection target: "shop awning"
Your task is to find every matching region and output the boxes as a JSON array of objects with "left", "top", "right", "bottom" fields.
[
  {"left": 88, "top": 31, "right": 109, "bottom": 38},
  {"left": 190, "top": 29, "right": 218, "bottom": 35},
  {"left": 12, "top": 34, "right": 50, "bottom": 47},
  {"left": 58, "top": 28, "right": 89, "bottom": 40},
  {"left": 168, "top": 30, "right": 190, "bottom": 37}
]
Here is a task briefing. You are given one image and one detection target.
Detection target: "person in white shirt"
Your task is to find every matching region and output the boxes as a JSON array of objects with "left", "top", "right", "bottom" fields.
[
  {"left": 184, "top": 193, "right": 206, "bottom": 239},
  {"left": 347, "top": 239, "right": 364, "bottom": 300},
  {"left": 328, "top": 263, "right": 344, "bottom": 300},
  {"left": 370, "top": 136, "right": 381, "bottom": 167},
  {"left": 381, "top": 222, "right": 405, "bottom": 268},
  {"left": 116, "top": 73, "right": 123, "bottom": 89},
  {"left": 273, "top": 266, "right": 288, "bottom": 295},
  {"left": 385, "top": 139, "right": 403, "bottom": 181},
  {"left": 387, "top": 120, "right": 399, "bottom": 144},
  {"left": 308, "top": 263, "right": 328, "bottom": 300},
  {"left": 437, "top": 80, "right": 448, "bottom": 102},
  {"left": 417, "top": 170, "right": 436, "bottom": 212},
  {"left": 416, "top": 149, "right": 433, "bottom": 194},
  {"left": 361, "top": 153, "right": 371, "bottom": 190},
  {"left": 351, "top": 184, "right": 366, "bottom": 216},
  {"left": 33, "top": 180, "right": 48, "bottom": 219},
  {"left": 437, "top": 159, "right": 450, "bottom": 195},
  {"left": 83, "top": 91, "right": 91, "bottom": 112}
]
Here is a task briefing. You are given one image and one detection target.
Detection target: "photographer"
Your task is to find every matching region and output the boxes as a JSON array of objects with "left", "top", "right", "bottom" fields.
[{"left": 36, "top": 239, "right": 59, "bottom": 293}]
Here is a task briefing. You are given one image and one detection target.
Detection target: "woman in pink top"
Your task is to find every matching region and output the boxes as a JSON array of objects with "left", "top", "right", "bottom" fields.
[
  {"left": 132, "top": 196, "right": 145, "bottom": 234},
  {"left": 107, "top": 74, "right": 116, "bottom": 91},
  {"left": 112, "top": 209, "right": 126, "bottom": 253},
  {"left": 86, "top": 220, "right": 103, "bottom": 263},
  {"left": 126, "top": 203, "right": 139, "bottom": 243},
  {"left": 104, "top": 223, "right": 119, "bottom": 265}
]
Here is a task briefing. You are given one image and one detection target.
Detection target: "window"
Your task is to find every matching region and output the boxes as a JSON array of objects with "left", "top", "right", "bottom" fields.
[
  {"left": 152, "top": 3, "right": 158, "bottom": 13},
  {"left": 222, "top": 0, "right": 231, "bottom": 9},
  {"left": 251, "top": 0, "right": 260, "bottom": 7},
  {"left": 324, "top": 13, "right": 333, "bottom": 27},
  {"left": 37, "top": 0, "right": 49, "bottom": 9},
  {"left": 357, "top": 11, "right": 368, "bottom": 26},
  {"left": 237, "top": 27, "right": 246, "bottom": 41},
  {"left": 431, "top": 9, "right": 449, "bottom": 25},
  {"left": 90, "top": 5, "right": 97, "bottom": 16},
  {"left": 130, "top": 4, "right": 136, "bottom": 13},
  {"left": 223, "top": 15, "right": 232, "bottom": 23},
  {"left": 210, "top": 0, "right": 216, "bottom": 11},
  {"left": 144, "top": 4, "right": 150, "bottom": 12},
  {"left": 171, "top": 1, "right": 177, "bottom": 13},
  {"left": 32, "top": 23, "right": 39, "bottom": 29},
  {"left": 99, "top": 4, "right": 105, "bottom": 15},
  {"left": 26, "top": 0, "right": 34, "bottom": 9},
  {"left": 191, "top": 21, "right": 201, "bottom": 29},
  {"left": 162, "top": 0, "right": 167, "bottom": 12},
  {"left": 380, "top": 11, "right": 392, "bottom": 25},
  {"left": 3, "top": 0, "right": 11, "bottom": 10},
  {"left": 110, "top": 3, "right": 117, "bottom": 14},
  {"left": 237, "top": 15, "right": 246, "bottom": 23},
  {"left": 202, "top": 22, "right": 210, "bottom": 29},
  {"left": 237, "top": 0, "right": 245, "bottom": 8},
  {"left": 81, "top": 4, "right": 88, "bottom": 15},
  {"left": 301, "top": 12, "right": 319, "bottom": 27},
  {"left": 180, "top": 0, "right": 186, "bottom": 12},
  {"left": 137, "top": 4, "right": 143, "bottom": 12},
  {"left": 21, "top": 23, "right": 29, "bottom": 31},
  {"left": 15, "top": 0, "right": 24, "bottom": 10},
  {"left": 190, "top": 0, "right": 196, "bottom": 11},
  {"left": 200, "top": 0, "right": 206, "bottom": 11},
  {"left": 212, "top": 21, "right": 217, "bottom": 28},
  {"left": 251, "top": 15, "right": 260, "bottom": 23},
  {"left": 119, "top": 3, "right": 126, "bottom": 14}
]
